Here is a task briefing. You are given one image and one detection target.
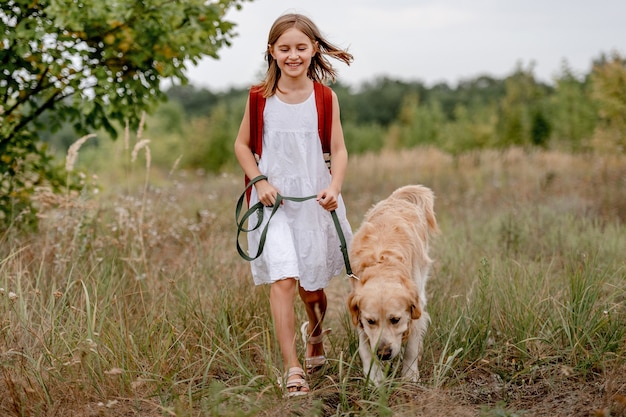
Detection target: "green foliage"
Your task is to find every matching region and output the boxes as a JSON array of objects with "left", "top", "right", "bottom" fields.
[
  {"left": 439, "top": 104, "right": 497, "bottom": 154},
  {"left": 437, "top": 75, "right": 507, "bottom": 115},
  {"left": 139, "top": 101, "right": 187, "bottom": 169},
  {"left": 147, "top": 53, "right": 625, "bottom": 175},
  {"left": 495, "top": 63, "right": 553, "bottom": 147},
  {"left": 164, "top": 84, "right": 251, "bottom": 122},
  {"left": 396, "top": 93, "right": 445, "bottom": 148},
  {"left": 342, "top": 77, "right": 426, "bottom": 126},
  {"left": 182, "top": 98, "right": 244, "bottom": 172},
  {"left": 0, "top": 134, "right": 65, "bottom": 226},
  {"left": 0, "top": 0, "right": 251, "bottom": 225},
  {"left": 548, "top": 62, "right": 596, "bottom": 150},
  {"left": 590, "top": 52, "right": 626, "bottom": 152},
  {"left": 343, "top": 121, "right": 386, "bottom": 154},
  {"left": 153, "top": 53, "right": 626, "bottom": 174}
]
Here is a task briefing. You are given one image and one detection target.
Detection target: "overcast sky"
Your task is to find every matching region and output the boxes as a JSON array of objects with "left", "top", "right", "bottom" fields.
[{"left": 184, "top": 0, "right": 626, "bottom": 90}]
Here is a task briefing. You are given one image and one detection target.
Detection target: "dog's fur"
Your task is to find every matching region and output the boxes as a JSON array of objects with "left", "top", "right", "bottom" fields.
[{"left": 347, "top": 185, "right": 438, "bottom": 385}]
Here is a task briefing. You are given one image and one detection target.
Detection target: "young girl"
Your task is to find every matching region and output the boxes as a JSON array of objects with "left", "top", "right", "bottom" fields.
[{"left": 234, "top": 13, "right": 353, "bottom": 397}]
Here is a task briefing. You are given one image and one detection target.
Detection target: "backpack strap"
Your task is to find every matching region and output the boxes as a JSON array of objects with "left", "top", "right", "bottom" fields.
[
  {"left": 314, "top": 82, "right": 333, "bottom": 169},
  {"left": 245, "top": 86, "right": 266, "bottom": 203},
  {"left": 249, "top": 86, "right": 265, "bottom": 162}
]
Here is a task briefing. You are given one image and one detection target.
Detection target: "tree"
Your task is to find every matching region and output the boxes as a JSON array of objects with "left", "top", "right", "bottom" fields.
[
  {"left": 496, "top": 63, "right": 551, "bottom": 147},
  {"left": 349, "top": 77, "right": 425, "bottom": 126},
  {"left": 590, "top": 52, "right": 626, "bottom": 152},
  {"left": 0, "top": 0, "right": 250, "bottom": 224},
  {"left": 396, "top": 93, "right": 445, "bottom": 148},
  {"left": 549, "top": 61, "right": 596, "bottom": 150}
]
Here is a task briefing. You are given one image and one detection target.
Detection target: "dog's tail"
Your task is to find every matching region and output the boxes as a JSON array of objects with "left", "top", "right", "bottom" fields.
[{"left": 390, "top": 185, "right": 439, "bottom": 234}]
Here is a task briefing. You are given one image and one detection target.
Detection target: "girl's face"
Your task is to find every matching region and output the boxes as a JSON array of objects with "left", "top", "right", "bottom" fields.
[{"left": 270, "top": 27, "right": 316, "bottom": 81}]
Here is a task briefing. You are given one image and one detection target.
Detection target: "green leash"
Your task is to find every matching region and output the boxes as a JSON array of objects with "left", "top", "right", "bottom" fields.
[{"left": 235, "top": 175, "right": 355, "bottom": 278}]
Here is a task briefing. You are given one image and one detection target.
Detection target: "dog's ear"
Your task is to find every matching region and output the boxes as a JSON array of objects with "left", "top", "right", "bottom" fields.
[
  {"left": 410, "top": 302, "right": 422, "bottom": 320},
  {"left": 408, "top": 289, "right": 422, "bottom": 320},
  {"left": 346, "top": 293, "right": 361, "bottom": 327}
]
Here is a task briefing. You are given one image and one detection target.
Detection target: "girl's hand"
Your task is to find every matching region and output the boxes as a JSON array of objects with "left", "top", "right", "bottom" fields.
[
  {"left": 317, "top": 188, "right": 339, "bottom": 211},
  {"left": 255, "top": 179, "right": 280, "bottom": 207}
]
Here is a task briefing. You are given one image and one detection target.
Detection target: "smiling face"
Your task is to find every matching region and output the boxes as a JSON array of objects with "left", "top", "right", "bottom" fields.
[{"left": 269, "top": 27, "right": 316, "bottom": 81}]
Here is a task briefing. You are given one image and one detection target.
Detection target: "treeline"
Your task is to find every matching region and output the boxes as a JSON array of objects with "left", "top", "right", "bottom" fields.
[{"left": 52, "top": 52, "right": 625, "bottom": 173}]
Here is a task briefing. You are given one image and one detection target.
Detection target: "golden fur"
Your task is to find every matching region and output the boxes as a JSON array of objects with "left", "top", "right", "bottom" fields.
[{"left": 347, "top": 185, "right": 438, "bottom": 385}]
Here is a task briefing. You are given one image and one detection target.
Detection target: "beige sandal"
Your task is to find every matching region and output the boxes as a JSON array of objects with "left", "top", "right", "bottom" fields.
[
  {"left": 301, "top": 321, "right": 331, "bottom": 375},
  {"left": 281, "top": 367, "right": 309, "bottom": 398}
]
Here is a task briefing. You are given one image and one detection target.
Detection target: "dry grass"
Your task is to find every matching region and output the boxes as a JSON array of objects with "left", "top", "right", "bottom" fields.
[{"left": 1, "top": 145, "right": 625, "bottom": 416}]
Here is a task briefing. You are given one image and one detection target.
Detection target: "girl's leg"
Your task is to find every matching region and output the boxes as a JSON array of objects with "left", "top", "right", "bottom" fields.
[
  {"left": 298, "top": 287, "right": 328, "bottom": 359},
  {"left": 270, "top": 278, "right": 308, "bottom": 393}
]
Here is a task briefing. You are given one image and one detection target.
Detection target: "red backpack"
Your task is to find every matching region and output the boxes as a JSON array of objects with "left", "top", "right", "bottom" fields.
[{"left": 245, "top": 81, "right": 334, "bottom": 203}]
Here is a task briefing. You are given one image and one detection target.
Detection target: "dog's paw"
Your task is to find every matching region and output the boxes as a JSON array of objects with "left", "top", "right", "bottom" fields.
[
  {"left": 362, "top": 363, "right": 385, "bottom": 387},
  {"left": 402, "top": 364, "right": 420, "bottom": 383}
]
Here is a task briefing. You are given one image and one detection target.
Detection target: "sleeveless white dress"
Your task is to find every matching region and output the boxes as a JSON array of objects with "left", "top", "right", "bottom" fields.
[{"left": 247, "top": 91, "right": 352, "bottom": 291}]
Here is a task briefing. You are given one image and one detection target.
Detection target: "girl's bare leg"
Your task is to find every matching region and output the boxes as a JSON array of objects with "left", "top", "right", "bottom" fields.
[
  {"left": 270, "top": 278, "right": 308, "bottom": 393},
  {"left": 298, "top": 287, "right": 327, "bottom": 359}
]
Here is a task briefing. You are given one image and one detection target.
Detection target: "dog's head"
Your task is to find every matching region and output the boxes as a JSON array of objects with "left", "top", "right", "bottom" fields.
[{"left": 347, "top": 276, "right": 421, "bottom": 361}]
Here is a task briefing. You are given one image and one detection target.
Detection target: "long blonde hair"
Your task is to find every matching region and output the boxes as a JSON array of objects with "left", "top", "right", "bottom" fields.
[{"left": 257, "top": 13, "right": 353, "bottom": 97}]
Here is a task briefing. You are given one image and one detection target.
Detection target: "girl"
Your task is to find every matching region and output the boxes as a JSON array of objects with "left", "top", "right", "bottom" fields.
[{"left": 234, "top": 13, "right": 353, "bottom": 397}]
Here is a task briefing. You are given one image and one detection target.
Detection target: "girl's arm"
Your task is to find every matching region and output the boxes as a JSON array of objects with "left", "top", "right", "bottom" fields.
[
  {"left": 234, "top": 96, "right": 279, "bottom": 207},
  {"left": 317, "top": 91, "right": 347, "bottom": 211}
]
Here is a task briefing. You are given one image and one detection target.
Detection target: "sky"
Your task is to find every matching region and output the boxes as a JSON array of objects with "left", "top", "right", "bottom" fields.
[{"left": 184, "top": 0, "right": 626, "bottom": 91}]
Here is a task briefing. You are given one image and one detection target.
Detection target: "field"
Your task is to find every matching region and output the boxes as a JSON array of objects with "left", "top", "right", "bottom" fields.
[{"left": 1, "top": 145, "right": 625, "bottom": 416}]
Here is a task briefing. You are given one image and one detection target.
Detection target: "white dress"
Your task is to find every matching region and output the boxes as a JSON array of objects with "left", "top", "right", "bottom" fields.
[{"left": 247, "top": 91, "right": 352, "bottom": 291}]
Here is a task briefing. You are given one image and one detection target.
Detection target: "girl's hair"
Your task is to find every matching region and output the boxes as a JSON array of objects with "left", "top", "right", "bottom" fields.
[{"left": 258, "top": 13, "right": 353, "bottom": 97}]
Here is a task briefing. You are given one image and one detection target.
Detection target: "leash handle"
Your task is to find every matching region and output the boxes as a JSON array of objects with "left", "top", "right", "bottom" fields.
[
  {"left": 236, "top": 175, "right": 354, "bottom": 278},
  {"left": 236, "top": 175, "right": 272, "bottom": 261},
  {"left": 236, "top": 175, "right": 317, "bottom": 261}
]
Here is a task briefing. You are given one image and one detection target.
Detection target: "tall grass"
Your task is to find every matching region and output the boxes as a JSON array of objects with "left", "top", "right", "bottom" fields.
[{"left": 1, "top": 144, "right": 624, "bottom": 416}]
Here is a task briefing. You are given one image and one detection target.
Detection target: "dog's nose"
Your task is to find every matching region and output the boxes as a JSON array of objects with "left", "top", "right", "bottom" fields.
[{"left": 377, "top": 344, "right": 393, "bottom": 361}]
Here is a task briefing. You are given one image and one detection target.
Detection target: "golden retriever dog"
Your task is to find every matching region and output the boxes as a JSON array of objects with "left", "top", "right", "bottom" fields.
[{"left": 347, "top": 185, "right": 438, "bottom": 385}]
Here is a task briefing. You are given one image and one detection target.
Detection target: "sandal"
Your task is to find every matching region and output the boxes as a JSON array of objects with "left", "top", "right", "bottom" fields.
[
  {"left": 301, "top": 321, "right": 331, "bottom": 375},
  {"left": 280, "top": 367, "right": 309, "bottom": 398}
]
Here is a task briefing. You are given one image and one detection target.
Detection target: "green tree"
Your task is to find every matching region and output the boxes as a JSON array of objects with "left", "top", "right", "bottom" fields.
[
  {"left": 0, "top": 0, "right": 250, "bottom": 224},
  {"left": 590, "top": 52, "right": 626, "bottom": 152},
  {"left": 166, "top": 84, "right": 223, "bottom": 118},
  {"left": 496, "top": 63, "right": 551, "bottom": 147},
  {"left": 396, "top": 93, "right": 445, "bottom": 148},
  {"left": 184, "top": 100, "right": 242, "bottom": 172},
  {"left": 343, "top": 121, "right": 386, "bottom": 154},
  {"left": 439, "top": 104, "right": 497, "bottom": 155},
  {"left": 549, "top": 61, "right": 596, "bottom": 150},
  {"left": 426, "top": 78, "right": 502, "bottom": 120},
  {"left": 348, "top": 77, "right": 425, "bottom": 126}
]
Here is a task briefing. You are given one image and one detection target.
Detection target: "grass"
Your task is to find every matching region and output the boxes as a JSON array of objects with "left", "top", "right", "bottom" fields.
[{"left": 1, "top": 143, "right": 625, "bottom": 416}]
